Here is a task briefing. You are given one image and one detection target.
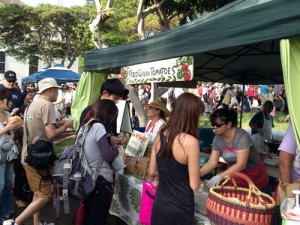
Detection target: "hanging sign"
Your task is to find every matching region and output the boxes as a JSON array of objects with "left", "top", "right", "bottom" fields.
[{"left": 121, "top": 56, "right": 193, "bottom": 84}]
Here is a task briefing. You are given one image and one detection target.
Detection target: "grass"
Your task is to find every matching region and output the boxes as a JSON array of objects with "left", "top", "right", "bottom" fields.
[{"left": 54, "top": 137, "right": 76, "bottom": 157}]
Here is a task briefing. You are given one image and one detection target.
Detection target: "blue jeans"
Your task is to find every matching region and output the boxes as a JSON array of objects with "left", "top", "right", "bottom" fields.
[
  {"left": 0, "top": 161, "right": 14, "bottom": 221},
  {"left": 83, "top": 176, "right": 113, "bottom": 225}
]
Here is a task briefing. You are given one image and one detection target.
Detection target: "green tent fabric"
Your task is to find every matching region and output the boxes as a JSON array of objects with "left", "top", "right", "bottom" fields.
[
  {"left": 71, "top": 71, "right": 108, "bottom": 131},
  {"left": 84, "top": 0, "right": 300, "bottom": 84},
  {"left": 280, "top": 37, "right": 300, "bottom": 149}
]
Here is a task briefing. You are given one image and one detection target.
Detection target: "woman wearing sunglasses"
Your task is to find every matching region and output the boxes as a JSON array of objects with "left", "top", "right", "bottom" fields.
[{"left": 200, "top": 108, "right": 270, "bottom": 193}]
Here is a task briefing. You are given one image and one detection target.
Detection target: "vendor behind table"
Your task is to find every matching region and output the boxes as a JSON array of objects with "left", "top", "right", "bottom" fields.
[
  {"left": 249, "top": 100, "right": 274, "bottom": 152},
  {"left": 200, "top": 108, "right": 271, "bottom": 195},
  {"left": 144, "top": 99, "right": 170, "bottom": 156}
]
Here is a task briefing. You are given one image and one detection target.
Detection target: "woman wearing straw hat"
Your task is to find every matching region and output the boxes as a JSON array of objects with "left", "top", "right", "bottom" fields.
[{"left": 144, "top": 100, "right": 170, "bottom": 155}]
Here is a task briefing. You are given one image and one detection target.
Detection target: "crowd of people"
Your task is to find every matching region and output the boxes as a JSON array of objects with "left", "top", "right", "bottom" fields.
[
  {"left": 0, "top": 71, "right": 77, "bottom": 225},
  {"left": 0, "top": 69, "right": 296, "bottom": 225},
  {"left": 132, "top": 82, "right": 288, "bottom": 123},
  {"left": 195, "top": 82, "right": 285, "bottom": 112}
]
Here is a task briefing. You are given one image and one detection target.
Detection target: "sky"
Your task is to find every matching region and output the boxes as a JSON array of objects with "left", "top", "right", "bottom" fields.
[{"left": 21, "top": 0, "right": 86, "bottom": 7}]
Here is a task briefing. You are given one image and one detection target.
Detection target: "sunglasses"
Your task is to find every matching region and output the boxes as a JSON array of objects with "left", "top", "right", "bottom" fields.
[
  {"left": 145, "top": 106, "right": 156, "bottom": 110},
  {"left": 211, "top": 122, "right": 227, "bottom": 128},
  {"left": 7, "top": 80, "right": 15, "bottom": 83}
]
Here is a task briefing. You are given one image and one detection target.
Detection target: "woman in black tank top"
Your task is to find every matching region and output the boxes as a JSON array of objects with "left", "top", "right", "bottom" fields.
[{"left": 149, "top": 93, "right": 205, "bottom": 225}]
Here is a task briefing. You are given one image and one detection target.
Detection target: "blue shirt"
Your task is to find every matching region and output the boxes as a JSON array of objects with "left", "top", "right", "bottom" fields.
[{"left": 260, "top": 85, "right": 269, "bottom": 95}]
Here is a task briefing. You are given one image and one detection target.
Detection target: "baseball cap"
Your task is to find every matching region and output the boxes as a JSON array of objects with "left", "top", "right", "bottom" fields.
[
  {"left": 4, "top": 70, "right": 17, "bottom": 82},
  {"left": 37, "top": 78, "right": 60, "bottom": 94}
]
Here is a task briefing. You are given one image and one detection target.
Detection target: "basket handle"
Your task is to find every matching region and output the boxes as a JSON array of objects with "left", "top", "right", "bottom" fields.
[
  {"left": 223, "top": 172, "right": 254, "bottom": 186},
  {"left": 221, "top": 172, "right": 268, "bottom": 208}
]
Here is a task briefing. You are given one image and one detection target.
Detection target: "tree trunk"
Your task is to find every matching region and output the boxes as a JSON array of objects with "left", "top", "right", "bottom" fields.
[
  {"left": 89, "top": 0, "right": 113, "bottom": 49},
  {"left": 66, "top": 57, "right": 76, "bottom": 69},
  {"left": 38, "top": 46, "right": 52, "bottom": 67},
  {"left": 89, "top": 0, "right": 149, "bottom": 127},
  {"left": 125, "top": 84, "right": 148, "bottom": 127},
  {"left": 137, "top": 0, "right": 145, "bottom": 40},
  {"left": 66, "top": 46, "right": 82, "bottom": 68},
  {"left": 137, "top": 0, "right": 169, "bottom": 40}
]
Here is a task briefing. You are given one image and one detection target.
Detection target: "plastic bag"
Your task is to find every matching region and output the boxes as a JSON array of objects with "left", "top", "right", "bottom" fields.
[{"left": 139, "top": 181, "right": 157, "bottom": 225}]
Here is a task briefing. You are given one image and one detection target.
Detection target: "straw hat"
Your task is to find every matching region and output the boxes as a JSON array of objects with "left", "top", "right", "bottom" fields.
[{"left": 144, "top": 100, "right": 170, "bottom": 117}]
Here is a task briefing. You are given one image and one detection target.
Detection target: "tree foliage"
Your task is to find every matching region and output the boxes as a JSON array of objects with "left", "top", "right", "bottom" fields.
[
  {"left": 0, "top": 4, "right": 95, "bottom": 68},
  {"left": 87, "top": 0, "right": 140, "bottom": 47},
  {"left": 144, "top": 0, "right": 235, "bottom": 25},
  {"left": 111, "top": 0, "right": 140, "bottom": 43},
  {"left": 136, "top": 0, "right": 235, "bottom": 39}
]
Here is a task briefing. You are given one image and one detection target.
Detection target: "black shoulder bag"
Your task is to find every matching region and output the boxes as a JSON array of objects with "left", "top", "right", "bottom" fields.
[{"left": 24, "top": 104, "right": 57, "bottom": 169}]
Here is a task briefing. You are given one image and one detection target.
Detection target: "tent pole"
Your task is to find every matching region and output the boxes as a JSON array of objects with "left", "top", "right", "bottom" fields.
[{"left": 239, "top": 84, "right": 245, "bottom": 128}]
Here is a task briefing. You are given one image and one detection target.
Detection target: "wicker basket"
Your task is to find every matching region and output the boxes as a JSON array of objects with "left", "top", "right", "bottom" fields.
[{"left": 206, "top": 172, "right": 275, "bottom": 225}]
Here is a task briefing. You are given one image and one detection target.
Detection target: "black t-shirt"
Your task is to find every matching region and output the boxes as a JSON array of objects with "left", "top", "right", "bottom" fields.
[{"left": 249, "top": 111, "right": 274, "bottom": 135}]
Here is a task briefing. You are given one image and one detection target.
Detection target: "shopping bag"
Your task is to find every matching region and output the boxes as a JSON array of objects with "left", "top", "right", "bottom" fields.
[
  {"left": 125, "top": 130, "right": 151, "bottom": 157},
  {"left": 138, "top": 181, "right": 157, "bottom": 225}
]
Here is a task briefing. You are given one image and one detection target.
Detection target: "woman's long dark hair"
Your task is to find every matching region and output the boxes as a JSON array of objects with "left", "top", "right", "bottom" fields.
[
  {"left": 90, "top": 99, "right": 118, "bottom": 134},
  {"left": 159, "top": 93, "right": 204, "bottom": 159}
]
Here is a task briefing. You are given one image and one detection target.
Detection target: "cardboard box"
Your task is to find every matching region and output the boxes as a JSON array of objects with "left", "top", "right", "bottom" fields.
[
  {"left": 124, "top": 156, "right": 138, "bottom": 175},
  {"left": 135, "top": 157, "right": 150, "bottom": 180}
]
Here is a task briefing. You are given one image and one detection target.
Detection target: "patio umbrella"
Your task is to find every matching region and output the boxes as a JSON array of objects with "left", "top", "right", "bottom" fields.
[{"left": 21, "top": 64, "right": 81, "bottom": 87}]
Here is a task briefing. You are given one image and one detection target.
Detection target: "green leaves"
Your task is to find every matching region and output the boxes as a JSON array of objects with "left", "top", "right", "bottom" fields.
[
  {"left": 130, "top": 188, "right": 141, "bottom": 213},
  {"left": 0, "top": 4, "right": 94, "bottom": 67},
  {"left": 118, "top": 173, "right": 130, "bottom": 212}
]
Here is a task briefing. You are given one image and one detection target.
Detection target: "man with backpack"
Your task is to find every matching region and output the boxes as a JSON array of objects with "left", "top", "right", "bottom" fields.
[{"left": 4, "top": 78, "right": 73, "bottom": 225}]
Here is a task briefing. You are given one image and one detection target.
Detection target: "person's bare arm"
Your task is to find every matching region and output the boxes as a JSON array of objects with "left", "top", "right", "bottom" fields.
[
  {"left": 200, "top": 150, "right": 220, "bottom": 177},
  {"left": 249, "top": 122, "right": 264, "bottom": 136},
  {"left": 149, "top": 135, "right": 160, "bottom": 177},
  {"left": 185, "top": 136, "right": 201, "bottom": 191},
  {"left": 0, "top": 123, "right": 19, "bottom": 136},
  {"left": 279, "top": 151, "right": 294, "bottom": 183},
  {"left": 45, "top": 120, "right": 73, "bottom": 140}
]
